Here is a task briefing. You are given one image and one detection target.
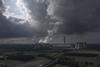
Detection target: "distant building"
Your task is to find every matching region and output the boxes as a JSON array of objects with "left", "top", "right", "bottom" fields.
[{"left": 75, "top": 42, "right": 87, "bottom": 49}]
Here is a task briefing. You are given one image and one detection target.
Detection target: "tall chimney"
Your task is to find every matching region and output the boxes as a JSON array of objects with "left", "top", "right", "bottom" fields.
[{"left": 64, "top": 35, "right": 66, "bottom": 44}]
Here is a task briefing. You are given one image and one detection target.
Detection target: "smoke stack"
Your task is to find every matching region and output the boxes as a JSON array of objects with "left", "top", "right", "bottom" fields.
[{"left": 64, "top": 35, "right": 66, "bottom": 44}]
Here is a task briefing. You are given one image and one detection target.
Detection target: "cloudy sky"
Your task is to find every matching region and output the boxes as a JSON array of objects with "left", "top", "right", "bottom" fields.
[{"left": 1, "top": 0, "right": 100, "bottom": 43}]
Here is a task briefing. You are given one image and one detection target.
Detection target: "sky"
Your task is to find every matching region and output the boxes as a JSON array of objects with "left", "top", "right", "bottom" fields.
[
  {"left": 1, "top": 0, "right": 100, "bottom": 43},
  {"left": 0, "top": 0, "right": 47, "bottom": 38}
]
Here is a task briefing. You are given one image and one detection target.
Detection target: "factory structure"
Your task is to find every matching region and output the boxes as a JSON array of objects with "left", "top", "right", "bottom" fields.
[{"left": 0, "top": 36, "right": 100, "bottom": 67}]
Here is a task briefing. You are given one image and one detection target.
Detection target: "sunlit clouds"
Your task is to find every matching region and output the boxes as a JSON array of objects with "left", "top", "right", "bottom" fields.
[
  {"left": 2, "top": 0, "right": 39, "bottom": 29},
  {"left": 3, "top": 0, "right": 24, "bottom": 18}
]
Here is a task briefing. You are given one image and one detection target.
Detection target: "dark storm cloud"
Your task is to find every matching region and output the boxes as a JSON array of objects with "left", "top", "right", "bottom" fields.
[
  {"left": 1, "top": 0, "right": 100, "bottom": 38},
  {"left": 0, "top": 0, "right": 5, "bottom": 13},
  {"left": 0, "top": 0, "right": 3, "bottom": 7},
  {"left": 47, "top": 0, "right": 100, "bottom": 34},
  {"left": 0, "top": 14, "right": 35, "bottom": 38},
  {"left": 21, "top": 0, "right": 100, "bottom": 35}
]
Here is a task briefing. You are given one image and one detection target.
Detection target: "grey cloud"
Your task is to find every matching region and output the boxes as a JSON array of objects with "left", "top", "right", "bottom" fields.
[
  {"left": 0, "top": 0, "right": 5, "bottom": 13},
  {"left": 1, "top": 0, "right": 100, "bottom": 38},
  {"left": 22, "top": 0, "right": 47, "bottom": 22},
  {"left": 47, "top": 0, "right": 100, "bottom": 34},
  {"left": 0, "top": 0, "right": 45, "bottom": 38},
  {"left": 21, "top": 0, "right": 49, "bottom": 33},
  {"left": 0, "top": 14, "right": 33, "bottom": 38}
]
